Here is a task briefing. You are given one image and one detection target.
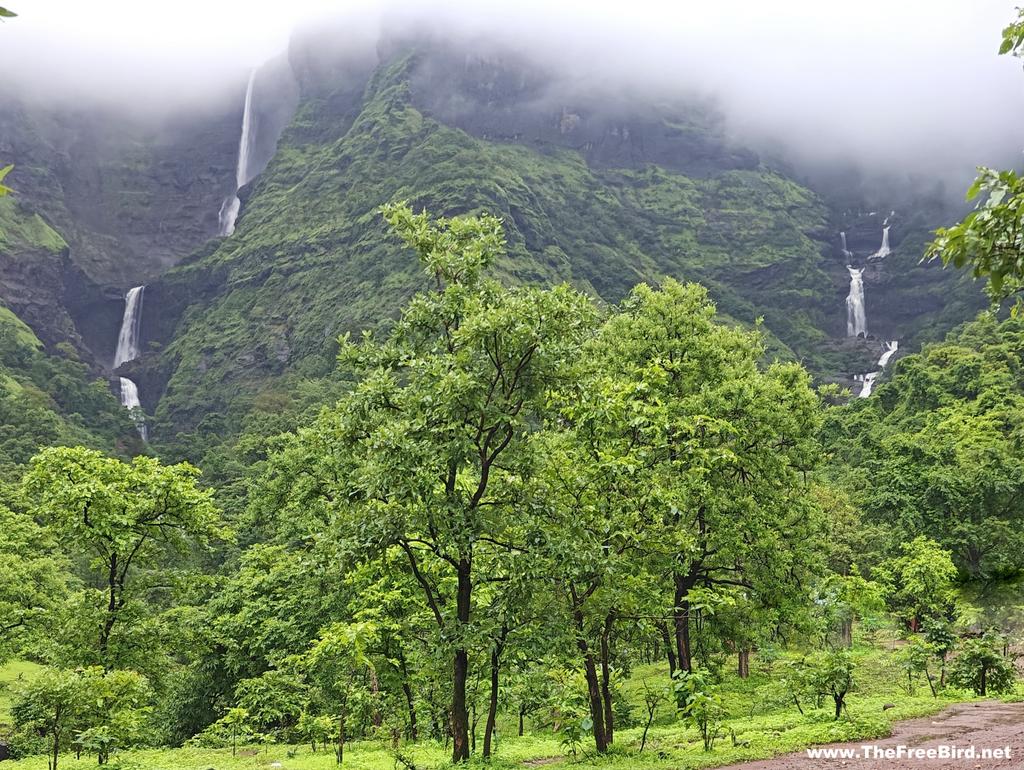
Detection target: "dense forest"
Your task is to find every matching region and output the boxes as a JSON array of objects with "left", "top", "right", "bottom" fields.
[{"left": 1, "top": 5, "right": 1024, "bottom": 770}]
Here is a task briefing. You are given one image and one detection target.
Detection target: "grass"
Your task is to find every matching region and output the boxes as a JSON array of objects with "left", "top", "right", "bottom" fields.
[
  {"left": 1, "top": 629, "right": 977, "bottom": 770},
  {"left": 0, "top": 660, "right": 43, "bottom": 725}
]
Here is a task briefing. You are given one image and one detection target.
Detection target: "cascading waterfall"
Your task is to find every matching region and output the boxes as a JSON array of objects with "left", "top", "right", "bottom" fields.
[
  {"left": 113, "top": 286, "right": 148, "bottom": 440},
  {"left": 871, "top": 226, "right": 891, "bottom": 259},
  {"left": 218, "top": 69, "right": 258, "bottom": 236},
  {"left": 846, "top": 266, "right": 866, "bottom": 337},
  {"left": 858, "top": 340, "right": 899, "bottom": 398}
]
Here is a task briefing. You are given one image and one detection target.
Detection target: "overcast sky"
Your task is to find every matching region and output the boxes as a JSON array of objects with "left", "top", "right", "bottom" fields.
[{"left": 3, "top": 0, "right": 1022, "bottom": 185}]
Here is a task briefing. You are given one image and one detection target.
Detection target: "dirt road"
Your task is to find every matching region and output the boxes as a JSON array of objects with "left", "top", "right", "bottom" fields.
[{"left": 719, "top": 702, "right": 1024, "bottom": 769}]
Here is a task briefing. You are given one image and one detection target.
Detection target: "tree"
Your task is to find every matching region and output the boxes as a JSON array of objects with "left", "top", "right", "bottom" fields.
[
  {"left": 21, "top": 447, "right": 223, "bottom": 669},
  {"left": 674, "top": 669, "right": 725, "bottom": 751},
  {"left": 948, "top": 630, "right": 1017, "bottom": 696},
  {"left": 302, "top": 622, "right": 377, "bottom": 764},
  {"left": 577, "top": 280, "right": 823, "bottom": 675},
  {"left": 0, "top": 503, "right": 68, "bottom": 660},
  {"left": 812, "top": 650, "right": 855, "bottom": 721},
  {"left": 825, "top": 315, "right": 1024, "bottom": 579},
  {"left": 259, "top": 204, "right": 593, "bottom": 762},
  {"left": 12, "top": 668, "right": 88, "bottom": 770},
  {"left": 12, "top": 667, "right": 149, "bottom": 770},
  {"left": 874, "top": 537, "right": 957, "bottom": 631}
]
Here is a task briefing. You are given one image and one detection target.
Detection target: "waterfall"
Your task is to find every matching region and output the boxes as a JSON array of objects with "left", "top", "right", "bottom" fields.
[
  {"left": 218, "top": 69, "right": 258, "bottom": 237},
  {"left": 846, "top": 266, "right": 866, "bottom": 337},
  {"left": 858, "top": 340, "right": 899, "bottom": 398},
  {"left": 840, "top": 231, "right": 852, "bottom": 258},
  {"left": 877, "top": 340, "right": 899, "bottom": 368},
  {"left": 113, "top": 286, "right": 148, "bottom": 440},
  {"left": 871, "top": 226, "right": 891, "bottom": 259}
]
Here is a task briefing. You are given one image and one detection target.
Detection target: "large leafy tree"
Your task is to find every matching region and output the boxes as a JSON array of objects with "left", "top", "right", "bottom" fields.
[
  {"left": 534, "top": 280, "right": 823, "bottom": 753},
  {"left": 580, "top": 281, "right": 823, "bottom": 675},
  {"left": 258, "top": 204, "right": 593, "bottom": 762},
  {"left": 21, "top": 446, "right": 223, "bottom": 670},
  {"left": 0, "top": 503, "right": 69, "bottom": 660}
]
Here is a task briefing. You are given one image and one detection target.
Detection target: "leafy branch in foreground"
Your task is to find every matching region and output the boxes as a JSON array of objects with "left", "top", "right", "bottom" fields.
[{"left": 926, "top": 8, "right": 1024, "bottom": 308}]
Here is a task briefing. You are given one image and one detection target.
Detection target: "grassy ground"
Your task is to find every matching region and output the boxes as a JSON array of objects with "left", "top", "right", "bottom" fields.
[
  {"left": 2, "top": 629, "right": 987, "bottom": 770},
  {"left": 0, "top": 660, "right": 43, "bottom": 726}
]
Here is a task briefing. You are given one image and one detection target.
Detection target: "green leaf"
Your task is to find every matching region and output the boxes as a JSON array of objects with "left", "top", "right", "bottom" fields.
[{"left": 0, "top": 7, "right": 16, "bottom": 17}]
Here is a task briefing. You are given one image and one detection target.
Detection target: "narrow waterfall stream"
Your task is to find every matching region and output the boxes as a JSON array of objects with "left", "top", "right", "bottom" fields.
[
  {"left": 871, "top": 225, "right": 891, "bottom": 259},
  {"left": 846, "top": 266, "right": 866, "bottom": 337},
  {"left": 840, "top": 231, "right": 852, "bottom": 258},
  {"left": 218, "top": 70, "right": 258, "bottom": 236},
  {"left": 113, "top": 286, "right": 148, "bottom": 439}
]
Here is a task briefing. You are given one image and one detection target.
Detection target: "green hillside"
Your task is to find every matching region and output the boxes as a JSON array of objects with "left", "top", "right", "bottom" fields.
[{"left": 148, "top": 50, "right": 835, "bottom": 439}]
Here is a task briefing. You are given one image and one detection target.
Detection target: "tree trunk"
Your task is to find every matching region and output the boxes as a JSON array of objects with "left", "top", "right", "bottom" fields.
[
  {"left": 657, "top": 620, "right": 677, "bottom": 679},
  {"left": 402, "top": 681, "right": 418, "bottom": 741},
  {"left": 483, "top": 644, "right": 500, "bottom": 758},
  {"left": 839, "top": 618, "right": 853, "bottom": 648},
  {"left": 396, "top": 651, "right": 418, "bottom": 741},
  {"left": 600, "top": 615, "right": 614, "bottom": 745},
  {"left": 451, "top": 558, "right": 472, "bottom": 763},
  {"left": 980, "top": 665, "right": 987, "bottom": 696},
  {"left": 737, "top": 648, "right": 750, "bottom": 679},
  {"left": 570, "top": 596, "right": 608, "bottom": 753},
  {"left": 518, "top": 706, "right": 525, "bottom": 737},
  {"left": 369, "top": 667, "right": 382, "bottom": 728},
  {"left": 99, "top": 554, "right": 118, "bottom": 667},
  {"left": 673, "top": 575, "right": 693, "bottom": 674},
  {"left": 336, "top": 710, "right": 345, "bottom": 765},
  {"left": 581, "top": 647, "right": 608, "bottom": 753}
]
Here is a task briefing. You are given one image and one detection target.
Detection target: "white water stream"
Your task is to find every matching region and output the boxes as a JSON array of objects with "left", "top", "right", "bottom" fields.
[
  {"left": 218, "top": 70, "right": 258, "bottom": 236},
  {"left": 113, "top": 286, "right": 148, "bottom": 439}
]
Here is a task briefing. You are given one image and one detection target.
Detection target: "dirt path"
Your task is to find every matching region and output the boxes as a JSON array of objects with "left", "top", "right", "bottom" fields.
[{"left": 719, "top": 702, "right": 1024, "bottom": 769}]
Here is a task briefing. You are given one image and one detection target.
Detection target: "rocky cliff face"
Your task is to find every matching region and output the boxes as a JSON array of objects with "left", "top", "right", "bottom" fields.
[{"left": 0, "top": 91, "right": 242, "bottom": 362}]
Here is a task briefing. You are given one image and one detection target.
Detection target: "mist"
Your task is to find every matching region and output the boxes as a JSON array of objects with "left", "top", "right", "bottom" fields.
[{"left": 2, "top": 0, "right": 1022, "bottom": 191}]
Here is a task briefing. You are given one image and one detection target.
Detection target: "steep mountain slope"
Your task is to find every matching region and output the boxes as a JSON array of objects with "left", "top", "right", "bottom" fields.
[
  {"left": 142, "top": 45, "right": 838, "bottom": 435},
  {"left": 0, "top": 35, "right": 987, "bottom": 447}
]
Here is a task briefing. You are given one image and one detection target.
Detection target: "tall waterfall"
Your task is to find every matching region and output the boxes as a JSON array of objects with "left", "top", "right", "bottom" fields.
[
  {"left": 846, "top": 266, "right": 866, "bottom": 337},
  {"left": 113, "top": 286, "right": 147, "bottom": 440},
  {"left": 858, "top": 340, "right": 899, "bottom": 398},
  {"left": 871, "top": 226, "right": 891, "bottom": 259},
  {"left": 218, "top": 70, "right": 258, "bottom": 237}
]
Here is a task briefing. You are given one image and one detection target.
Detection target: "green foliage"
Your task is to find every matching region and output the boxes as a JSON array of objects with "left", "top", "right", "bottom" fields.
[
  {"left": 823, "top": 313, "right": 1024, "bottom": 578},
  {"left": 948, "top": 630, "right": 1017, "bottom": 696},
  {"left": 927, "top": 10, "right": 1024, "bottom": 308},
  {"left": 928, "top": 168, "right": 1024, "bottom": 305},
  {"left": 810, "top": 650, "right": 855, "bottom": 721},
  {"left": 11, "top": 667, "right": 150, "bottom": 770},
  {"left": 0, "top": 505, "right": 68, "bottom": 661},
  {"left": 21, "top": 447, "right": 224, "bottom": 672},
  {"left": 874, "top": 538, "right": 958, "bottom": 630},
  {"left": 673, "top": 669, "right": 725, "bottom": 751}
]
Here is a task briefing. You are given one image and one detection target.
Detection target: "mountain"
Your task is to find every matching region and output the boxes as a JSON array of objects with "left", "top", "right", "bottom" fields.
[{"left": 0, "top": 33, "right": 986, "bottom": 450}]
